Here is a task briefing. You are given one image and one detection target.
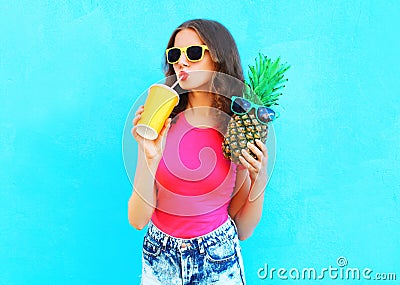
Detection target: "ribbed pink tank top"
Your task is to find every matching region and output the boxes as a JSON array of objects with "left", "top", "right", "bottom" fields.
[{"left": 152, "top": 112, "right": 240, "bottom": 238}]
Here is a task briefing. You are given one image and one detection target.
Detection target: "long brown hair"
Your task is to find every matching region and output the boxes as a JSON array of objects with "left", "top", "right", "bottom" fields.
[{"left": 163, "top": 19, "right": 244, "bottom": 128}]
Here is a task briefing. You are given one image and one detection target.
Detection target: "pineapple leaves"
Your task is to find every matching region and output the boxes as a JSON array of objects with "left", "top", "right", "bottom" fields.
[{"left": 245, "top": 53, "right": 290, "bottom": 108}]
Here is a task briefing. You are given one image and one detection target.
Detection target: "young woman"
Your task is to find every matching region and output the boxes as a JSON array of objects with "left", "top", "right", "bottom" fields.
[{"left": 128, "top": 19, "right": 268, "bottom": 285}]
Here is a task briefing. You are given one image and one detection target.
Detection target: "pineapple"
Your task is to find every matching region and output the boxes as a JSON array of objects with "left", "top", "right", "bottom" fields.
[{"left": 222, "top": 53, "right": 290, "bottom": 164}]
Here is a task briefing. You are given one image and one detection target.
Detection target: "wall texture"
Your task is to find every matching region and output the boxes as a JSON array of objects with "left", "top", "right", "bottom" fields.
[{"left": 1, "top": 1, "right": 399, "bottom": 284}]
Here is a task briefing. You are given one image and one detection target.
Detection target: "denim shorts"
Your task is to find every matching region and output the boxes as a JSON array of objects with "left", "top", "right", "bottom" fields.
[{"left": 140, "top": 217, "right": 246, "bottom": 285}]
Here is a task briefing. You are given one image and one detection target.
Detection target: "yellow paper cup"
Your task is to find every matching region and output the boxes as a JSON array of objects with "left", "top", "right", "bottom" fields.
[{"left": 136, "top": 84, "right": 179, "bottom": 140}]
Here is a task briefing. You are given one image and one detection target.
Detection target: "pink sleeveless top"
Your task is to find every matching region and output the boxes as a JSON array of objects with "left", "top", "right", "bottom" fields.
[{"left": 152, "top": 112, "right": 240, "bottom": 238}]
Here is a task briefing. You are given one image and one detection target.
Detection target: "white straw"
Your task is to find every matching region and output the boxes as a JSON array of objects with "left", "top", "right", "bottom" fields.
[{"left": 171, "top": 75, "right": 184, "bottom": 89}]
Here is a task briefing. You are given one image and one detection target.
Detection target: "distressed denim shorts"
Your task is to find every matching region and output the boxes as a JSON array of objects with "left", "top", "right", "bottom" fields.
[{"left": 140, "top": 217, "right": 246, "bottom": 285}]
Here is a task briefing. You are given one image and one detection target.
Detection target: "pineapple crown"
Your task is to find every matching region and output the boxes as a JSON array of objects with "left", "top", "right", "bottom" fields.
[{"left": 244, "top": 53, "right": 290, "bottom": 108}]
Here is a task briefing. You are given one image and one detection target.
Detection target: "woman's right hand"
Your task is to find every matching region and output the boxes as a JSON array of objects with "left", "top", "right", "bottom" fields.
[{"left": 131, "top": 105, "right": 171, "bottom": 161}]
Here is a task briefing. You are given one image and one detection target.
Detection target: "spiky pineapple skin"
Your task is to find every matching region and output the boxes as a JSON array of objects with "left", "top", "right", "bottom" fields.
[
  {"left": 222, "top": 53, "right": 289, "bottom": 165},
  {"left": 222, "top": 113, "right": 269, "bottom": 164}
]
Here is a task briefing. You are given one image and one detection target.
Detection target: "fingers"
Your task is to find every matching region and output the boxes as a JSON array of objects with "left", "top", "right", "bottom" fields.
[
  {"left": 154, "top": 118, "right": 171, "bottom": 153},
  {"left": 239, "top": 139, "right": 268, "bottom": 172},
  {"left": 255, "top": 139, "right": 268, "bottom": 160},
  {"left": 247, "top": 141, "right": 263, "bottom": 161},
  {"left": 132, "top": 105, "right": 144, "bottom": 126},
  {"left": 131, "top": 106, "right": 145, "bottom": 142},
  {"left": 158, "top": 118, "right": 171, "bottom": 139},
  {"left": 131, "top": 125, "right": 142, "bottom": 142},
  {"left": 239, "top": 148, "right": 260, "bottom": 172},
  {"left": 238, "top": 155, "right": 253, "bottom": 171},
  {"left": 135, "top": 105, "right": 144, "bottom": 116}
]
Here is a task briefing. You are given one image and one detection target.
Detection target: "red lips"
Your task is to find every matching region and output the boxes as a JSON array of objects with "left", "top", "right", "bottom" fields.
[{"left": 179, "top": 71, "right": 189, "bottom": 80}]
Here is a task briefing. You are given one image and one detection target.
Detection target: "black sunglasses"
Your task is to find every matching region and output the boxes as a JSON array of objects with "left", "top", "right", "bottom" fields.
[{"left": 166, "top": 45, "right": 209, "bottom": 64}]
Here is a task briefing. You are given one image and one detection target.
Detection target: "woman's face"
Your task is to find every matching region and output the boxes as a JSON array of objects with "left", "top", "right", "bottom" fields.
[{"left": 172, "top": 28, "right": 215, "bottom": 91}]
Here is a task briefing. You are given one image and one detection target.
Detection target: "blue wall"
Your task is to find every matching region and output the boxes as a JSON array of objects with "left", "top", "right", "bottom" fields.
[{"left": 1, "top": 1, "right": 399, "bottom": 284}]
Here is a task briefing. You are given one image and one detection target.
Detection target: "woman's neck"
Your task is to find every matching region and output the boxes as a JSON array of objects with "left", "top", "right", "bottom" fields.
[
  {"left": 186, "top": 91, "right": 213, "bottom": 116},
  {"left": 184, "top": 91, "right": 224, "bottom": 129}
]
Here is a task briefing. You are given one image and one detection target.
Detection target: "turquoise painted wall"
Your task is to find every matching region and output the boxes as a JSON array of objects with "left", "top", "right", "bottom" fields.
[{"left": 1, "top": 1, "right": 399, "bottom": 284}]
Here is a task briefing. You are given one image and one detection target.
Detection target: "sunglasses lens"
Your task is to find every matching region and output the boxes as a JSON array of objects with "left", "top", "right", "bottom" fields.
[
  {"left": 232, "top": 97, "right": 251, "bottom": 114},
  {"left": 167, "top": 48, "right": 181, "bottom": 63},
  {"left": 186, "top": 46, "right": 203, "bottom": 61},
  {"left": 257, "top": 107, "right": 274, "bottom": 123}
]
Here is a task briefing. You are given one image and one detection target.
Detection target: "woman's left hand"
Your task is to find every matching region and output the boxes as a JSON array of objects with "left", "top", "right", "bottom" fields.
[{"left": 238, "top": 139, "right": 268, "bottom": 185}]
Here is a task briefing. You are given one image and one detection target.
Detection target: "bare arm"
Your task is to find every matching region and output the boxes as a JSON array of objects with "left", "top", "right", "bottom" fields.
[
  {"left": 128, "top": 105, "right": 171, "bottom": 230},
  {"left": 228, "top": 139, "right": 268, "bottom": 240},
  {"left": 128, "top": 151, "right": 159, "bottom": 230}
]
